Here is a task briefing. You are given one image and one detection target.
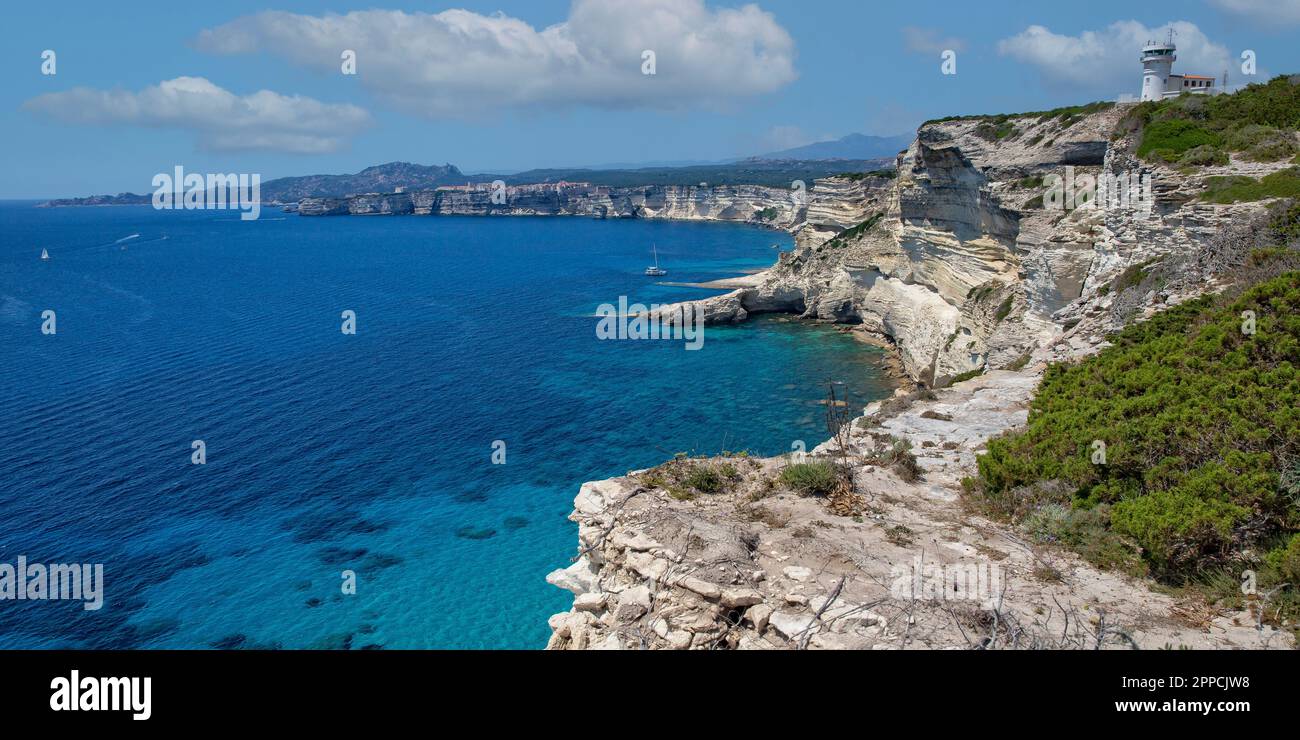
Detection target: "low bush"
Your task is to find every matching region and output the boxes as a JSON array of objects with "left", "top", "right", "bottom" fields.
[
  {"left": 1268, "top": 199, "right": 1300, "bottom": 245},
  {"left": 1111, "top": 258, "right": 1159, "bottom": 293},
  {"left": 948, "top": 367, "right": 984, "bottom": 385},
  {"left": 1130, "top": 76, "right": 1300, "bottom": 168},
  {"left": 1178, "top": 144, "right": 1229, "bottom": 167},
  {"left": 1021, "top": 503, "right": 1143, "bottom": 574},
  {"left": 865, "top": 438, "right": 922, "bottom": 482},
  {"left": 684, "top": 465, "right": 724, "bottom": 494},
  {"left": 779, "top": 461, "right": 840, "bottom": 496},
  {"left": 975, "top": 120, "right": 1017, "bottom": 141},
  {"left": 975, "top": 271, "right": 1300, "bottom": 576},
  {"left": 1202, "top": 167, "right": 1300, "bottom": 203},
  {"left": 1136, "top": 119, "right": 1221, "bottom": 160}
]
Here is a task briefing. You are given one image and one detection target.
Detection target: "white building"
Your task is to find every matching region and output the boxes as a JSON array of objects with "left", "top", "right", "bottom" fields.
[{"left": 1140, "top": 36, "right": 1218, "bottom": 101}]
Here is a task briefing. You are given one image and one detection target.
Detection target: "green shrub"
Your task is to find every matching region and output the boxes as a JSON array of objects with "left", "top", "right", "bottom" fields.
[
  {"left": 837, "top": 169, "right": 897, "bottom": 180},
  {"left": 949, "top": 367, "right": 984, "bottom": 384},
  {"left": 1022, "top": 503, "right": 1143, "bottom": 574},
  {"left": 975, "top": 272, "right": 1300, "bottom": 577},
  {"left": 975, "top": 121, "right": 1017, "bottom": 141},
  {"left": 684, "top": 465, "right": 724, "bottom": 494},
  {"left": 1206, "top": 75, "right": 1300, "bottom": 130},
  {"left": 1132, "top": 76, "right": 1300, "bottom": 167},
  {"left": 779, "top": 461, "right": 839, "bottom": 496},
  {"left": 1277, "top": 534, "right": 1300, "bottom": 583},
  {"left": 1268, "top": 200, "right": 1300, "bottom": 244},
  {"left": 1111, "top": 258, "right": 1158, "bottom": 293},
  {"left": 1005, "top": 352, "right": 1033, "bottom": 371},
  {"left": 1110, "top": 486, "right": 1250, "bottom": 570},
  {"left": 825, "top": 213, "right": 885, "bottom": 247},
  {"left": 994, "top": 296, "right": 1014, "bottom": 321},
  {"left": 1280, "top": 455, "right": 1300, "bottom": 506},
  {"left": 1202, "top": 167, "right": 1300, "bottom": 203},
  {"left": 1225, "top": 123, "right": 1277, "bottom": 150},
  {"left": 1247, "top": 135, "right": 1299, "bottom": 162},
  {"left": 1178, "top": 144, "right": 1229, "bottom": 167},
  {"left": 873, "top": 439, "right": 922, "bottom": 483},
  {"left": 1136, "top": 119, "right": 1221, "bottom": 160},
  {"left": 923, "top": 101, "right": 1113, "bottom": 126}
]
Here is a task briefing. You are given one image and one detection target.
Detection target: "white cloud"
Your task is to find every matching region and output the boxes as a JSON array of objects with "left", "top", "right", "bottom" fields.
[
  {"left": 997, "top": 21, "right": 1232, "bottom": 92},
  {"left": 902, "top": 27, "right": 966, "bottom": 55},
  {"left": 1208, "top": 0, "right": 1300, "bottom": 26},
  {"left": 192, "top": 0, "right": 797, "bottom": 118},
  {"left": 22, "top": 76, "right": 372, "bottom": 154}
]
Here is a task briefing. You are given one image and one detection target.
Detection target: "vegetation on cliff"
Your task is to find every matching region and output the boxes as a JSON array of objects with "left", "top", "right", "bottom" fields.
[
  {"left": 1124, "top": 74, "right": 1300, "bottom": 169},
  {"left": 970, "top": 252, "right": 1300, "bottom": 627},
  {"left": 1202, "top": 166, "right": 1300, "bottom": 203},
  {"left": 925, "top": 100, "right": 1114, "bottom": 127}
]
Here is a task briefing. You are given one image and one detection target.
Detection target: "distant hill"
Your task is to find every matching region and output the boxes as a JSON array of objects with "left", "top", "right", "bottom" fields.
[
  {"left": 260, "top": 162, "right": 466, "bottom": 201},
  {"left": 41, "top": 157, "right": 899, "bottom": 206},
  {"left": 759, "top": 133, "right": 912, "bottom": 161},
  {"left": 38, "top": 192, "right": 151, "bottom": 207}
]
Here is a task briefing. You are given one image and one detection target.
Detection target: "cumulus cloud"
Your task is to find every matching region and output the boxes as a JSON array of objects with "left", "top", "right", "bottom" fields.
[
  {"left": 192, "top": 0, "right": 797, "bottom": 118},
  {"left": 22, "top": 76, "right": 371, "bottom": 154},
  {"left": 1209, "top": 0, "right": 1300, "bottom": 26},
  {"left": 997, "top": 21, "right": 1232, "bottom": 92},
  {"left": 902, "top": 26, "right": 966, "bottom": 55}
]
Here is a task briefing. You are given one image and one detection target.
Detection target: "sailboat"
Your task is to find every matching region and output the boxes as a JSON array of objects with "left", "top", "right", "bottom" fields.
[
  {"left": 40, "top": 248, "right": 50, "bottom": 261},
  {"left": 644, "top": 244, "right": 667, "bottom": 276}
]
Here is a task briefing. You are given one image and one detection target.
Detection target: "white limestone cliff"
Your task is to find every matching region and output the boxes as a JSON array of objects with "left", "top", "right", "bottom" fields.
[{"left": 545, "top": 102, "right": 1297, "bottom": 651}]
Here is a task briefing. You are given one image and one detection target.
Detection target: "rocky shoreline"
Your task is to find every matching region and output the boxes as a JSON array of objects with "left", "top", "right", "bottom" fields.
[
  {"left": 294, "top": 176, "right": 893, "bottom": 246},
  {"left": 543, "top": 102, "right": 1298, "bottom": 650}
]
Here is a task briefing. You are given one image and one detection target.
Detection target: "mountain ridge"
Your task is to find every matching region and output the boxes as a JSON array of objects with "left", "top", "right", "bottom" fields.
[{"left": 759, "top": 132, "right": 912, "bottom": 160}]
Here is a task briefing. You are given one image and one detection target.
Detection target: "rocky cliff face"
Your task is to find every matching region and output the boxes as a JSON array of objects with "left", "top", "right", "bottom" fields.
[
  {"left": 545, "top": 103, "right": 1298, "bottom": 651},
  {"left": 299, "top": 183, "right": 811, "bottom": 227},
  {"left": 296, "top": 179, "right": 903, "bottom": 240},
  {"left": 659, "top": 104, "right": 1284, "bottom": 386}
]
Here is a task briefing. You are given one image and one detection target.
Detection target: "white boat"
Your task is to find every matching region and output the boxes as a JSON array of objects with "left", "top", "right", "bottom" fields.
[
  {"left": 644, "top": 244, "right": 667, "bottom": 276},
  {"left": 40, "top": 248, "right": 50, "bottom": 261}
]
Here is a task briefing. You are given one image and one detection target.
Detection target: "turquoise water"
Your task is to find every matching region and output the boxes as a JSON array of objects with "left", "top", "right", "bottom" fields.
[{"left": 0, "top": 203, "right": 894, "bottom": 648}]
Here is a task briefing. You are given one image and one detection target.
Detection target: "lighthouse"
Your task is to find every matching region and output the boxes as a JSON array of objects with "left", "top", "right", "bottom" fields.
[
  {"left": 1137, "top": 31, "right": 1218, "bottom": 101},
  {"left": 1140, "top": 38, "right": 1176, "bottom": 102}
]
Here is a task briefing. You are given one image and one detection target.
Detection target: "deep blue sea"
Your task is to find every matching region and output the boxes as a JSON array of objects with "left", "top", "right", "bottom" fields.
[{"left": 0, "top": 202, "right": 893, "bottom": 649}]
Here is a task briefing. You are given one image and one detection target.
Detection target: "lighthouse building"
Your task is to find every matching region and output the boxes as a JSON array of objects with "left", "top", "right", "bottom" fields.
[{"left": 1140, "top": 38, "right": 1218, "bottom": 101}]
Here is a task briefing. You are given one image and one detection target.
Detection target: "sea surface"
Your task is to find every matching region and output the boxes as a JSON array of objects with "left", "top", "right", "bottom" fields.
[{"left": 0, "top": 202, "right": 894, "bottom": 649}]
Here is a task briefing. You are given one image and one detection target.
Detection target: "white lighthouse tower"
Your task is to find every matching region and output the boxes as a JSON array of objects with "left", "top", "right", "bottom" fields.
[{"left": 1140, "top": 34, "right": 1177, "bottom": 102}]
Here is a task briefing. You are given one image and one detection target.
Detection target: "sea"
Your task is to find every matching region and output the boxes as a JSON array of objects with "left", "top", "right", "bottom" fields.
[{"left": 0, "top": 202, "right": 894, "bottom": 648}]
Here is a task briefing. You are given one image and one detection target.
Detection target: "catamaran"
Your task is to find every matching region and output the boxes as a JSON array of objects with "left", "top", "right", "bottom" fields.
[
  {"left": 644, "top": 244, "right": 667, "bottom": 276},
  {"left": 40, "top": 248, "right": 50, "bottom": 261}
]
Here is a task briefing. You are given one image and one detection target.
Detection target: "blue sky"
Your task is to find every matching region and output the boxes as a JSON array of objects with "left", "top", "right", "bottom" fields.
[{"left": 3, "top": 0, "right": 1298, "bottom": 198}]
